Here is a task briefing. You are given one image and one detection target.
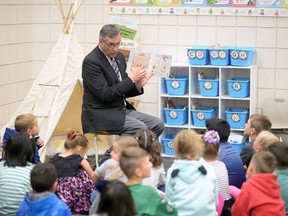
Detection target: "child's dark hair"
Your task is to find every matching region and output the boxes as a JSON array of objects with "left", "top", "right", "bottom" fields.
[
  {"left": 30, "top": 163, "right": 57, "bottom": 192},
  {"left": 206, "top": 118, "right": 230, "bottom": 142},
  {"left": 64, "top": 130, "right": 88, "bottom": 150},
  {"left": 96, "top": 180, "right": 136, "bottom": 216},
  {"left": 3, "top": 132, "right": 35, "bottom": 167},
  {"left": 268, "top": 141, "right": 288, "bottom": 169},
  {"left": 135, "top": 129, "right": 163, "bottom": 167},
  {"left": 203, "top": 130, "right": 220, "bottom": 159}
]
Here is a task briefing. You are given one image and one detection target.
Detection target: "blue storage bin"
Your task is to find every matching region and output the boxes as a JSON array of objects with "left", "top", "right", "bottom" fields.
[
  {"left": 164, "top": 106, "right": 188, "bottom": 126},
  {"left": 230, "top": 47, "right": 255, "bottom": 66},
  {"left": 187, "top": 46, "right": 209, "bottom": 65},
  {"left": 162, "top": 134, "right": 176, "bottom": 156},
  {"left": 209, "top": 47, "right": 230, "bottom": 66},
  {"left": 227, "top": 78, "right": 250, "bottom": 98},
  {"left": 191, "top": 106, "right": 218, "bottom": 127},
  {"left": 165, "top": 76, "right": 188, "bottom": 95},
  {"left": 225, "top": 108, "right": 249, "bottom": 129},
  {"left": 198, "top": 78, "right": 219, "bottom": 97},
  {"left": 231, "top": 141, "right": 246, "bottom": 154}
]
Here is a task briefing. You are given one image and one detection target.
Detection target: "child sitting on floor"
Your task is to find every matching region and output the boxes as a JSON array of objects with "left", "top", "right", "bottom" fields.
[
  {"left": 268, "top": 141, "right": 288, "bottom": 215},
  {"left": 17, "top": 163, "right": 71, "bottom": 216},
  {"left": 3, "top": 113, "right": 44, "bottom": 164},
  {"left": 89, "top": 135, "right": 139, "bottom": 213},
  {"left": 166, "top": 129, "right": 218, "bottom": 216},
  {"left": 134, "top": 129, "right": 166, "bottom": 191},
  {"left": 253, "top": 130, "right": 279, "bottom": 152},
  {"left": 203, "top": 130, "right": 233, "bottom": 215},
  {"left": 94, "top": 136, "right": 139, "bottom": 182},
  {"left": 120, "top": 146, "right": 177, "bottom": 216},
  {"left": 0, "top": 132, "right": 35, "bottom": 215},
  {"left": 206, "top": 118, "right": 246, "bottom": 189},
  {"left": 52, "top": 130, "right": 96, "bottom": 215},
  {"left": 231, "top": 151, "right": 285, "bottom": 216},
  {"left": 90, "top": 180, "right": 136, "bottom": 216}
]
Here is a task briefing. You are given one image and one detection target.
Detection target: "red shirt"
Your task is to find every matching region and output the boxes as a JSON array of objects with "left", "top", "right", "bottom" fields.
[{"left": 232, "top": 173, "right": 285, "bottom": 216}]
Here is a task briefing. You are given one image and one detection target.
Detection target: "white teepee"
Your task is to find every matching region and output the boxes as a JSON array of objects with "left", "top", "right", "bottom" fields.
[{"left": 0, "top": 0, "right": 85, "bottom": 162}]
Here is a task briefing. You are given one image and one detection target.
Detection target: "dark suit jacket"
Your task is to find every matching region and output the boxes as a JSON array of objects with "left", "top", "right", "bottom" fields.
[{"left": 81, "top": 46, "right": 143, "bottom": 134}]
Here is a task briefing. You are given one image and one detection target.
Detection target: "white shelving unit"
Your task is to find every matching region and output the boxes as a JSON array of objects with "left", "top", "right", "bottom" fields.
[{"left": 159, "top": 62, "right": 258, "bottom": 146}]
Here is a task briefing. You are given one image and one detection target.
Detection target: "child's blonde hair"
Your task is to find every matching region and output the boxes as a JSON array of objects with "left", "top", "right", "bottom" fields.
[
  {"left": 14, "top": 113, "right": 37, "bottom": 132},
  {"left": 174, "top": 130, "right": 203, "bottom": 160},
  {"left": 64, "top": 130, "right": 88, "bottom": 150},
  {"left": 119, "top": 147, "right": 148, "bottom": 179},
  {"left": 115, "top": 136, "right": 139, "bottom": 152},
  {"left": 251, "top": 151, "right": 277, "bottom": 174},
  {"left": 255, "top": 131, "right": 279, "bottom": 151}
]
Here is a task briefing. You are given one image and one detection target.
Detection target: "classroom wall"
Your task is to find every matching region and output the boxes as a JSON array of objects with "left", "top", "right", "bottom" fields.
[{"left": 0, "top": 0, "right": 288, "bottom": 128}]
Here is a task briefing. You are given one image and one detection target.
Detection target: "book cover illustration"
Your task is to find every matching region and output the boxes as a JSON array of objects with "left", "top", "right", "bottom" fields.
[
  {"left": 148, "top": 54, "right": 172, "bottom": 77},
  {"left": 126, "top": 50, "right": 151, "bottom": 74},
  {"left": 126, "top": 50, "right": 172, "bottom": 77}
]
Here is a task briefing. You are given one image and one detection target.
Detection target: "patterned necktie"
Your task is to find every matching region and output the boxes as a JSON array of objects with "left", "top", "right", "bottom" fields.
[{"left": 111, "top": 58, "right": 122, "bottom": 81}]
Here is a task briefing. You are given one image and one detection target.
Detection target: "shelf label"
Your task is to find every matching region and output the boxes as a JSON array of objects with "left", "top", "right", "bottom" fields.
[
  {"left": 232, "top": 82, "right": 242, "bottom": 91},
  {"left": 210, "top": 50, "right": 227, "bottom": 59},
  {"left": 230, "top": 50, "right": 248, "bottom": 60},
  {"left": 170, "top": 80, "right": 180, "bottom": 89},
  {"left": 169, "top": 110, "right": 178, "bottom": 119},
  {"left": 187, "top": 50, "right": 205, "bottom": 60},
  {"left": 196, "top": 112, "right": 205, "bottom": 121},
  {"left": 204, "top": 81, "right": 213, "bottom": 90},
  {"left": 168, "top": 141, "right": 174, "bottom": 149},
  {"left": 231, "top": 113, "right": 241, "bottom": 123}
]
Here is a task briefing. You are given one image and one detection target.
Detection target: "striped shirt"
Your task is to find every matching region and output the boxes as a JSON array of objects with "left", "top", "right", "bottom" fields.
[
  {"left": 0, "top": 161, "right": 34, "bottom": 215},
  {"left": 207, "top": 160, "right": 231, "bottom": 200}
]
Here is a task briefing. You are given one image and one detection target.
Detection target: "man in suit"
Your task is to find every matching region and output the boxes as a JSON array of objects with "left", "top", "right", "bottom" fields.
[{"left": 81, "top": 24, "right": 164, "bottom": 138}]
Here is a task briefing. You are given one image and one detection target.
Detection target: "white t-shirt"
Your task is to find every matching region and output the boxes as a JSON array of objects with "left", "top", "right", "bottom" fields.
[{"left": 142, "top": 163, "right": 166, "bottom": 188}]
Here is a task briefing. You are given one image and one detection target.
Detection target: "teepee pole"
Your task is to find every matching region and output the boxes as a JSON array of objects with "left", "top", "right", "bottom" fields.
[
  {"left": 56, "top": 0, "right": 84, "bottom": 35},
  {"left": 73, "top": 0, "right": 85, "bottom": 17},
  {"left": 63, "top": 3, "right": 74, "bottom": 34},
  {"left": 55, "top": 0, "right": 65, "bottom": 22},
  {"left": 63, "top": 0, "right": 85, "bottom": 35}
]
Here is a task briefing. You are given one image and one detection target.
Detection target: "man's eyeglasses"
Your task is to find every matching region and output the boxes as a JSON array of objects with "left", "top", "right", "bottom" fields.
[{"left": 102, "top": 40, "right": 121, "bottom": 49}]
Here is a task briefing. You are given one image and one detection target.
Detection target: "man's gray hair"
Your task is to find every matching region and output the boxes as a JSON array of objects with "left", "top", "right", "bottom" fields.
[{"left": 99, "top": 24, "right": 120, "bottom": 40}]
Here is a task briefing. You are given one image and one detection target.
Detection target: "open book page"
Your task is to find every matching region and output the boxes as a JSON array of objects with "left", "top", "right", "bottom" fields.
[
  {"left": 126, "top": 50, "right": 172, "bottom": 77},
  {"left": 126, "top": 50, "right": 150, "bottom": 74},
  {"left": 148, "top": 54, "right": 172, "bottom": 77}
]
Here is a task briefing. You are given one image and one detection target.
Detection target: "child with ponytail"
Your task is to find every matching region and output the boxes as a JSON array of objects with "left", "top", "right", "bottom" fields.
[
  {"left": 203, "top": 130, "right": 233, "bottom": 215},
  {"left": 134, "top": 129, "right": 166, "bottom": 190},
  {"left": 52, "top": 130, "right": 96, "bottom": 215}
]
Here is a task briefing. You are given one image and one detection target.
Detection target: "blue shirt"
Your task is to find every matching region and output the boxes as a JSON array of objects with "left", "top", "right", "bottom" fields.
[{"left": 219, "top": 142, "right": 246, "bottom": 188}]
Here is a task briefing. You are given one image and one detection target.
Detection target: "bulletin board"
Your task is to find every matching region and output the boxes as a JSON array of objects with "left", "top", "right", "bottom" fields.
[{"left": 109, "top": 0, "right": 288, "bottom": 16}]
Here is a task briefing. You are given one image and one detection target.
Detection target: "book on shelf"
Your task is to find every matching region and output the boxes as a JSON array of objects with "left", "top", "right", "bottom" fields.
[{"left": 126, "top": 50, "right": 172, "bottom": 77}]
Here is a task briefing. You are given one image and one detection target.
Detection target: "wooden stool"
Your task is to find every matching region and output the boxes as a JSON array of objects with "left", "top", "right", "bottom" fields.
[{"left": 85, "top": 131, "right": 120, "bottom": 168}]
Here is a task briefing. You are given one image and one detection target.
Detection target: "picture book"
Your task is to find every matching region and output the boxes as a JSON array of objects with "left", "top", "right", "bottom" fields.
[
  {"left": 148, "top": 53, "right": 172, "bottom": 77},
  {"left": 126, "top": 50, "right": 172, "bottom": 77}
]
